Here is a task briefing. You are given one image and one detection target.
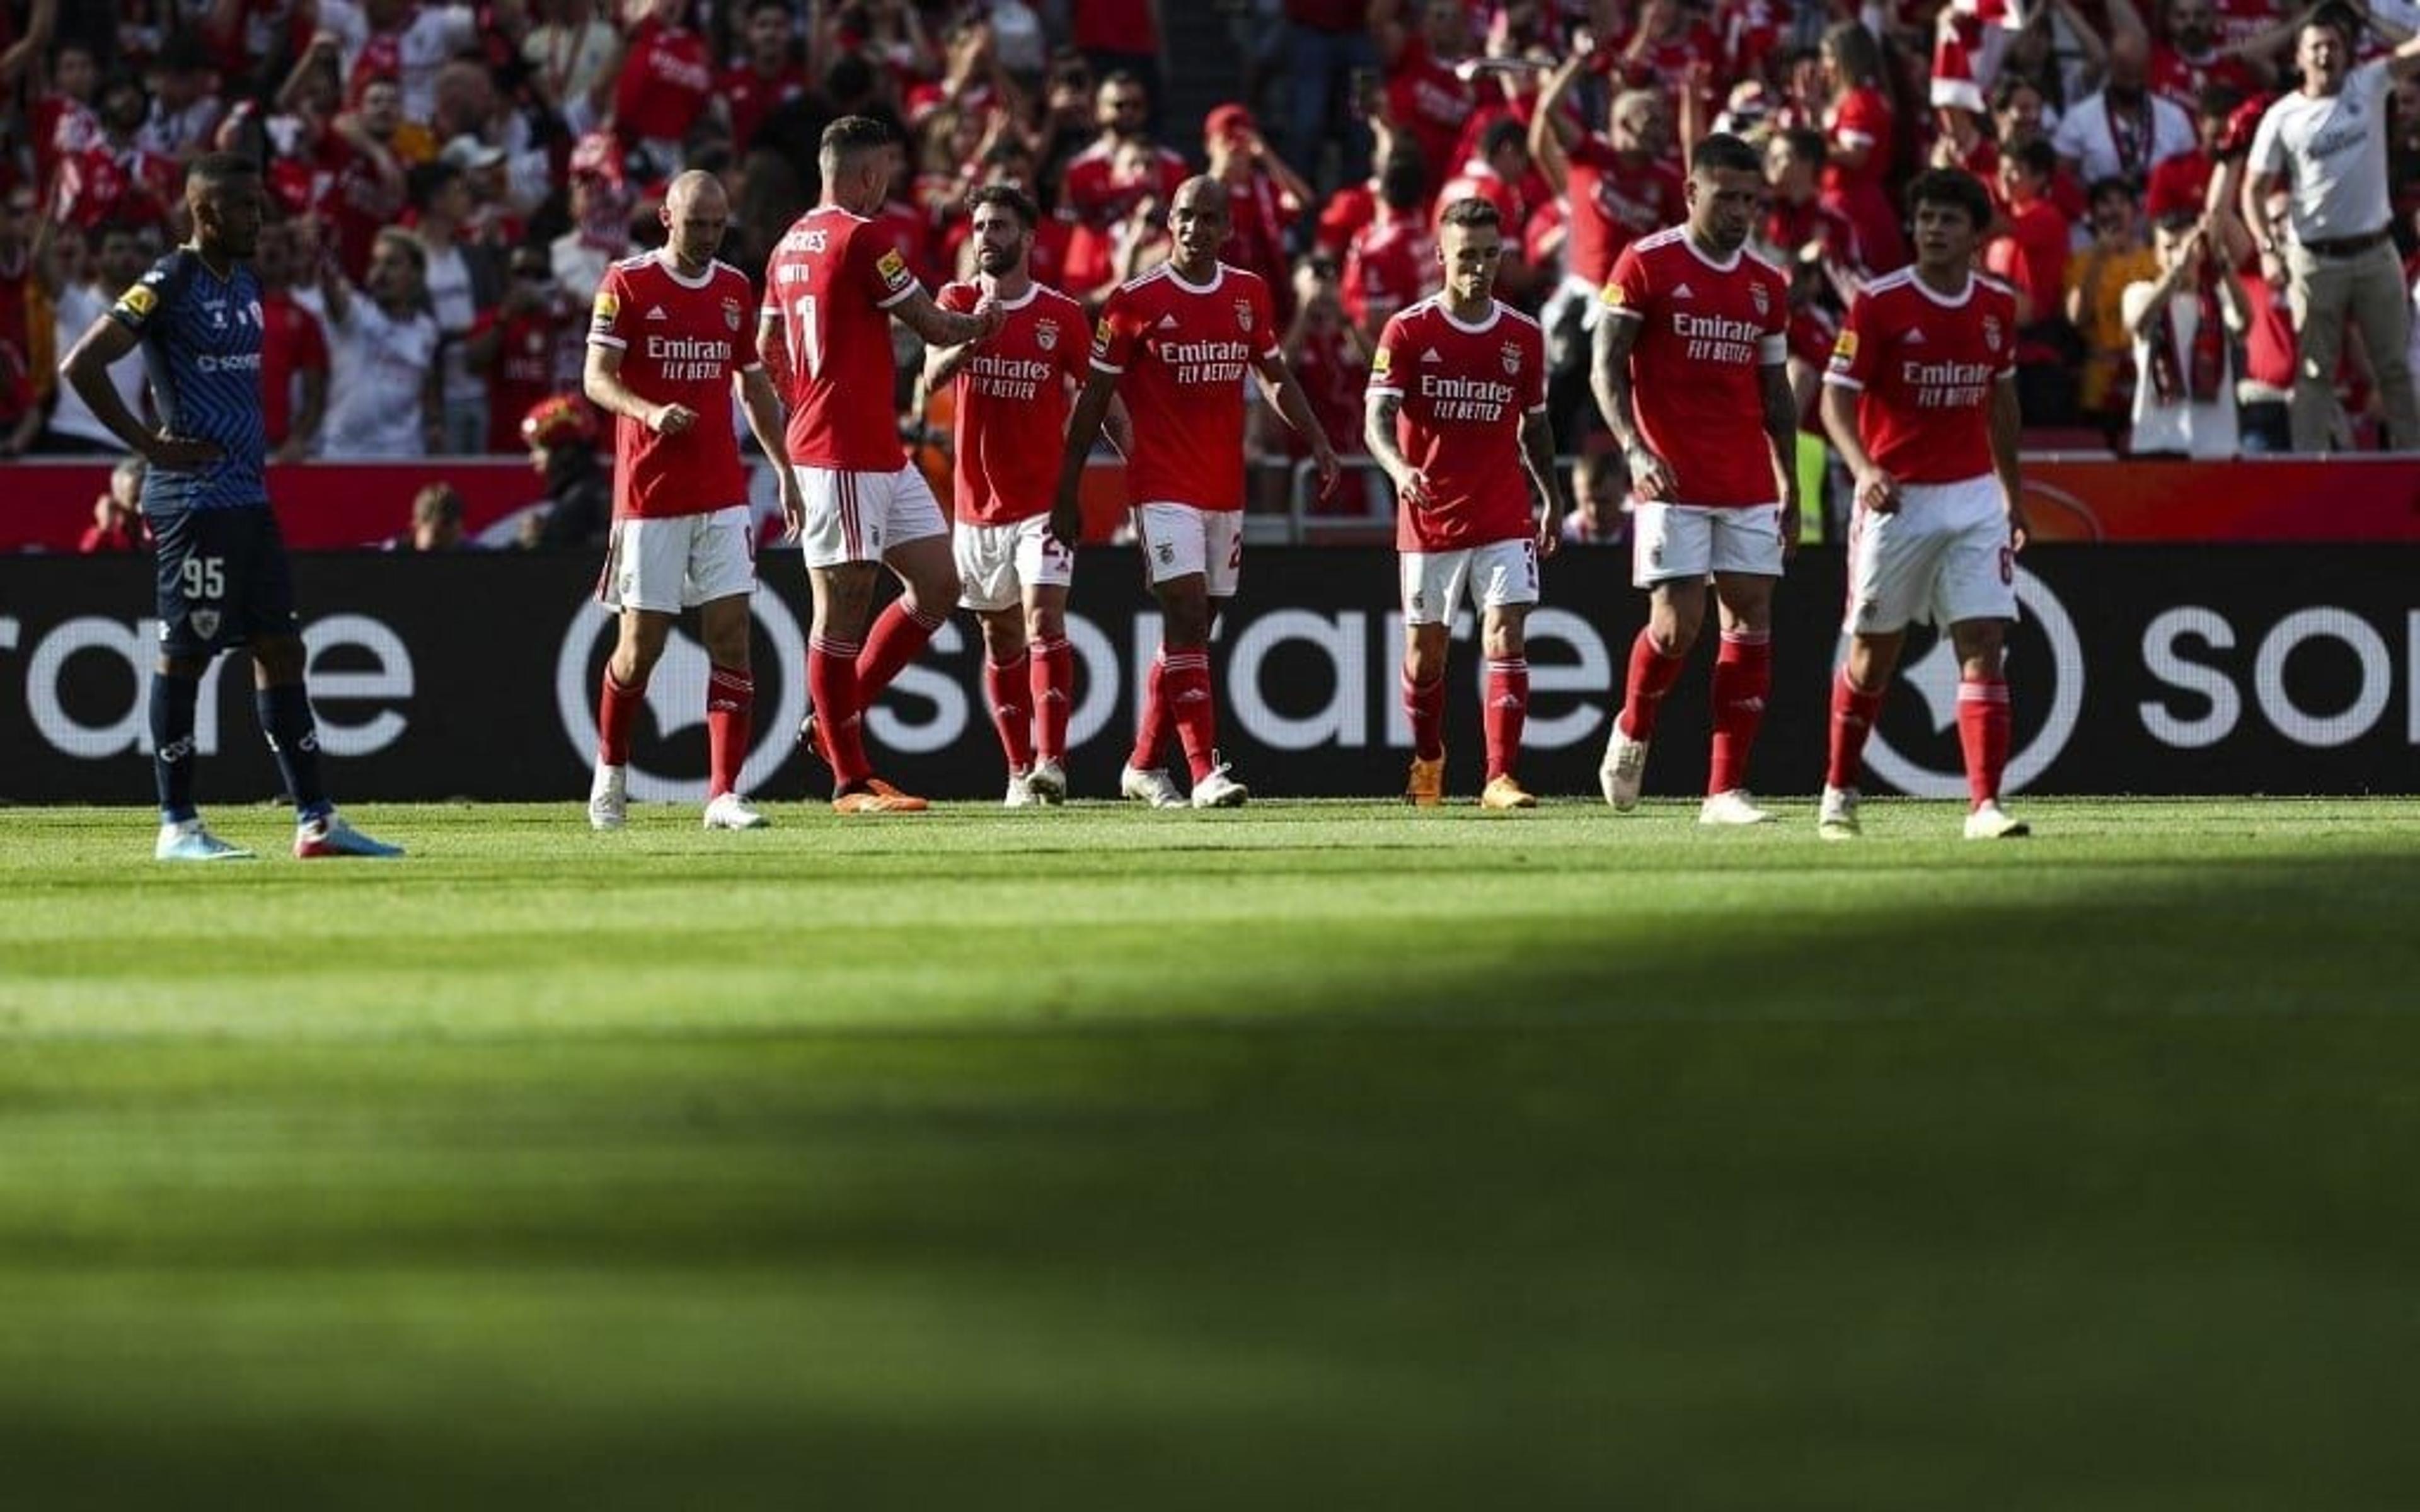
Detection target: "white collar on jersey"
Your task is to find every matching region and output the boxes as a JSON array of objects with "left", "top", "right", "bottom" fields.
[
  {"left": 1907, "top": 270, "right": 1977, "bottom": 308},
  {"left": 652, "top": 249, "right": 718, "bottom": 290},
  {"left": 986, "top": 280, "right": 1041, "bottom": 311},
  {"left": 1434, "top": 299, "right": 1504, "bottom": 335},
  {"left": 1162, "top": 262, "right": 1226, "bottom": 295},
  {"left": 1678, "top": 232, "right": 1744, "bottom": 273}
]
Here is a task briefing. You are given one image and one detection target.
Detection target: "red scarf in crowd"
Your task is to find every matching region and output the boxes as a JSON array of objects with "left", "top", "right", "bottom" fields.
[{"left": 2149, "top": 276, "right": 2227, "bottom": 406}]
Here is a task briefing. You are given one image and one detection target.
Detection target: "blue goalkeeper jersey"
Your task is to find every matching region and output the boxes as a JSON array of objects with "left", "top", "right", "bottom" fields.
[{"left": 108, "top": 247, "right": 269, "bottom": 514}]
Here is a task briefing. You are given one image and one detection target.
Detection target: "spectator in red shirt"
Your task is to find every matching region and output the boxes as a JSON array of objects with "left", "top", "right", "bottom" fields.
[
  {"left": 1207, "top": 104, "right": 1313, "bottom": 321},
  {"left": 2140, "top": 0, "right": 2265, "bottom": 110},
  {"left": 1819, "top": 21, "right": 1910, "bottom": 272},
  {"left": 1375, "top": 0, "right": 1477, "bottom": 198},
  {"left": 256, "top": 217, "right": 331, "bottom": 462},
  {"left": 1764, "top": 127, "right": 1868, "bottom": 287},
  {"left": 318, "top": 73, "right": 411, "bottom": 281},
  {"left": 1438, "top": 115, "right": 1546, "bottom": 303},
  {"left": 1274, "top": 258, "right": 1376, "bottom": 516},
  {"left": 1600, "top": 0, "right": 1723, "bottom": 120},
  {"left": 720, "top": 0, "right": 804, "bottom": 156},
  {"left": 613, "top": 0, "right": 715, "bottom": 178},
  {"left": 1533, "top": 53, "right": 1686, "bottom": 350},
  {"left": 30, "top": 38, "right": 103, "bottom": 188},
  {"left": 1058, "top": 72, "right": 1189, "bottom": 232},
  {"left": 1341, "top": 153, "right": 1439, "bottom": 340},
  {"left": 1070, "top": 0, "right": 1165, "bottom": 134},
  {"left": 79, "top": 458, "right": 151, "bottom": 555},
  {"left": 1989, "top": 135, "right": 2082, "bottom": 422},
  {"left": 470, "top": 244, "right": 583, "bottom": 454}
]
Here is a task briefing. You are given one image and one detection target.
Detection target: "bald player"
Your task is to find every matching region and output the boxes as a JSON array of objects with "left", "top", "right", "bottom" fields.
[
  {"left": 584, "top": 169, "right": 802, "bottom": 832},
  {"left": 1052, "top": 175, "right": 1339, "bottom": 808}
]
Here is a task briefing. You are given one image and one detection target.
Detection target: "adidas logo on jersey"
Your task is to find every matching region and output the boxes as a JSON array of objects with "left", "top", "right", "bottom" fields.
[
  {"left": 1673, "top": 282, "right": 1695, "bottom": 299},
  {"left": 1157, "top": 315, "right": 1180, "bottom": 329},
  {"left": 646, "top": 306, "right": 669, "bottom": 321},
  {"left": 1422, "top": 349, "right": 1443, "bottom": 362},
  {"left": 1906, "top": 328, "right": 1927, "bottom": 345}
]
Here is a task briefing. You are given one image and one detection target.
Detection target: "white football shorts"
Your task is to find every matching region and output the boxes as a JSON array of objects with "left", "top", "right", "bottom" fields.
[
  {"left": 793, "top": 463, "right": 948, "bottom": 569},
  {"left": 1631, "top": 500, "right": 1786, "bottom": 587},
  {"left": 597, "top": 505, "right": 756, "bottom": 612},
  {"left": 1132, "top": 501, "right": 1245, "bottom": 598},
  {"left": 1843, "top": 474, "right": 2020, "bottom": 634},
  {"left": 1400, "top": 538, "right": 1540, "bottom": 625},
  {"left": 955, "top": 515, "right": 1075, "bottom": 613}
]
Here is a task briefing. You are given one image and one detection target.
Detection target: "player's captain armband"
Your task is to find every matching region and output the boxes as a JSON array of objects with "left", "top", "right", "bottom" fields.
[
  {"left": 115, "top": 282, "right": 160, "bottom": 321},
  {"left": 1827, "top": 329, "right": 1858, "bottom": 372},
  {"left": 1599, "top": 278, "right": 1625, "bottom": 308},
  {"left": 876, "top": 248, "right": 910, "bottom": 287},
  {"left": 591, "top": 290, "right": 619, "bottom": 329}
]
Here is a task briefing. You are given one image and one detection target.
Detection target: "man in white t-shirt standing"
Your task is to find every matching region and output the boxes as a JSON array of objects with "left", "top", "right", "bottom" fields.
[
  {"left": 2242, "top": 8, "right": 2420, "bottom": 450},
  {"left": 315, "top": 227, "right": 441, "bottom": 458}
]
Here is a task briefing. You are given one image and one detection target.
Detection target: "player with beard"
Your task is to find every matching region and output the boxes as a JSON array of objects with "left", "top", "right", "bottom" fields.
[{"left": 1592, "top": 133, "right": 1797, "bottom": 825}]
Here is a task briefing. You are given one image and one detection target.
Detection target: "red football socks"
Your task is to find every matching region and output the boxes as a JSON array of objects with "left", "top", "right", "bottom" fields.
[
  {"left": 705, "top": 665, "right": 752, "bottom": 798},
  {"left": 1618, "top": 628, "right": 1687, "bottom": 739},
  {"left": 1402, "top": 668, "right": 1446, "bottom": 762},
  {"left": 808, "top": 635, "right": 872, "bottom": 791},
  {"left": 1032, "top": 635, "right": 1073, "bottom": 762},
  {"left": 855, "top": 599, "right": 947, "bottom": 707},
  {"left": 1707, "top": 629, "right": 1771, "bottom": 795},
  {"left": 985, "top": 651, "right": 1035, "bottom": 774},
  {"left": 1161, "top": 648, "right": 1217, "bottom": 781},
  {"left": 1826, "top": 667, "right": 1886, "bottom": 791},
  {"left": 1482, "top": 658, "right": 1528, "bottom": 781},
  {"left": 1957, "top": 676, "right": 2011, "bottom": 808},
  {"left": 1129, "top": 650, "right": 1172, "bottom": 772},
  {"left": 598, "top": 667, "right": 642, "bottom": 767}
]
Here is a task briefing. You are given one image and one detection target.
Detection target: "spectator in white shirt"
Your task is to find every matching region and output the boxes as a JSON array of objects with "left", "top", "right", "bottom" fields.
[
  {"left": 2242, "top": 6, "right": 2420, "bottom": 450},
  {"left": 40, "top": 223, "right": 158, "bottom": 455},
  {"left": 2124, "top": 214, "right": 2250, "bottom": 457},
  {"left": 317, "top": 227, "right": 442, "bottom": 459},
  {"left": 2053, "top": 29, "right": 2197, "bottom": 188}
]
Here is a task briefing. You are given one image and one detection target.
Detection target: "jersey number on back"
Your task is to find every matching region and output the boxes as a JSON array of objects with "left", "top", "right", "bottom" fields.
[{"left": 791, "top": 295, "right": 821, "bottom": 380}]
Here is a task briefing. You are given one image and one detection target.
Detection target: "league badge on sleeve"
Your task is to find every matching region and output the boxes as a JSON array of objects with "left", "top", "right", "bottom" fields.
[
  {"left": 117, "top": 282, "right": 160, "bottom": 320},
  {"left": 876, "top": 248, "right": 911, "bottom": 289},
  {"left": 1599, "top": 279, "right": 1625, "bottom": 309},
  {"left": 1092, "top": 318, "right": 1115, "bottom": 357},
  {"left": 1371, "top": 344, "right": 1392, "bottom": 381},
  {"left": 591, "top": 290, "right": 619, "bottom": 331},
  {"left": 1827, "top": 329, "right": 1858, "bottom": 373}
]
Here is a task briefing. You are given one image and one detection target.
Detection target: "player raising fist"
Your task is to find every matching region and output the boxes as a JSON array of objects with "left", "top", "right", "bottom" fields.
[{"left": 1365, "top": 197, "right": 1565, "bottom": 809}]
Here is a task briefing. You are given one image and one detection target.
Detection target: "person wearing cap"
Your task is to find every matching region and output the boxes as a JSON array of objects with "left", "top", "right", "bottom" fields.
[
  {"left": 1206, "top": 103, "right": 1312, "bottom": 319},
  {"left": 2242, "top": 6, "right": 2420, "bottom": 450},
  {"left": 518, "top": 393, "right": 612, "bottom": 549}
]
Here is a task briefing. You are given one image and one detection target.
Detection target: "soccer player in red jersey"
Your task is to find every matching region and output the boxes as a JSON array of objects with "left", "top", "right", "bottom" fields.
[
  {"left": 914, "top": 185, "right": 1099, "bottom": 806},
  {"left": 1818, "top": 168, "right": 2032, "bottom": 841},
  {"left": 1591, "top": 134, "right": 1799, "bottom": 826},
  {"left": 1365, "top": 197, "right": 1566, "bottom": 810},
  {"left": 761, "top": 117, "right": 1003, "bottom": 815},
  {"left": 1051, "top": 176, "right": 1340, "bottom": 809},
  {"left": 583, "top": 171, "right": 800, "bottom": 833}
]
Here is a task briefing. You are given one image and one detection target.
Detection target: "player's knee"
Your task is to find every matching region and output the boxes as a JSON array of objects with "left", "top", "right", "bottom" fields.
[
  {"left": 1023, "top": 602, "right": 1064, "bottom": 643},
  {"left": 1402, "top": 633, "right": 1448, "bottom": 682},
  {"left": 979, "top": 613, "right": 1025, "bottom": 661},
  {"left": 251, "top": 635, "right": 306, "bottom": 684}
]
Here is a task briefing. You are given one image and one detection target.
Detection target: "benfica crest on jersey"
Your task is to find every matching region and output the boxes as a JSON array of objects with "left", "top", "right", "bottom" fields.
[
  {"left": 721, "top": 297, "right": 743, "bottom": 331},
  {"left": 1035, "top": 319, "right": 1059, "bottom": 352},
  {"left": 1500, "top": 341, "right": 1521, "bottom": 375},
  {"left": 1234, "top": 298, "right": 1253, "bottom": 332},
  {"left": 1982, "top": 314, "right": 2003, "bottom": 352},
  {"left": 1751, "top": 282, "right": 1770, "bottom": 316}
]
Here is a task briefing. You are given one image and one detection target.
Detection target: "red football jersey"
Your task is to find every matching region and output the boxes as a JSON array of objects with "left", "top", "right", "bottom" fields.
[
  {"left": 613, "top": 18, "right": 713, "bottom": 146},
  {"left": 1060, "top": 139, "right": 1190, "bottom": 231},
  {"left": 1564, "top": 137, "right": 1686, "bottom": 287},
  {"left": 1315, "top": 181, "right": 1379, "bottom": 259},
  {"left": 588, "top": 251, "right": 760, "bottom": 518},
  {"left": 1342, "top": 207, "right": 1439, "bottom": 333},
  {"left": 1090, "top": 263, "right": 1279, "bottom": 513},
  {"left": 761, "top": 206, "right": 923, "bottom": 472},
  {"left": 1602, "top": 227, "right": 1790, "bottom": 508},
  {"left": 936, "top": 280, "right": 1091, "bottom": 525},
  {"left": 1823, "top": 268, "right": 2019, "bottom": 485},
  {"left": 718, "top": 64, "right": 802, "bottom": 153},
  {"left": 1385, "top": 35, "right": 1477, "bottom": 193},
  {"left": 259, "top": 290, "right": 329, "bottom": 449},
  {"left": 1369, "top": 297, "right": 1546, "bottom": 552}
]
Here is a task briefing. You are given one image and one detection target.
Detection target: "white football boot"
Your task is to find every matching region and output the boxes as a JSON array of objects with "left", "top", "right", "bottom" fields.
[
  {"left": 1120, "top": 764, "right": 1187, "bottom": 809},
  {"left": 1698, "top": 789, "right": 1775, "bottom": 826},
  {"left": 1816, "top": 785, "right": 1861, "bottom": 840},
  {"left": 1025, "top": 758, "right": 1068, "bottom": 805},
  {"left": 1963, "top": 800, "right": 2032, "bottom": 840},
  {"left": 1599, "top": 724, "right": 1648, "bottom": 811},
  {"left": 1003, "top": 770, "right": 1040, "bottom": 808},
  {"left": 702, "top": 792, "right": 769, "bottom": 830},
  {"left": 1189, "top": 753, "right": 1250, "bottom": 809},
  {"left": 588, "top": 763, "right": 628, "bottom": 830}
]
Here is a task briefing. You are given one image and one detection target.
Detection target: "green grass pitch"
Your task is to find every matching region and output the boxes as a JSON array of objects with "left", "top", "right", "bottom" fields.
[{"left": 4, "top": 798, "right": 2419, "bottom": 1509}]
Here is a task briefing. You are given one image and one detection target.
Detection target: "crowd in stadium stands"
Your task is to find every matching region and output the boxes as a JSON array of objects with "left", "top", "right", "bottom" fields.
[{"left": 8, "top": 0, "right": 2420, "bottom": 540}]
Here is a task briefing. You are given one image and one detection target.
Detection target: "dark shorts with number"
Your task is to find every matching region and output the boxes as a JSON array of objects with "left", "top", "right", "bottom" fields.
[{"left": 149, "top": 505, "right": 299, "bottom": 656}]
